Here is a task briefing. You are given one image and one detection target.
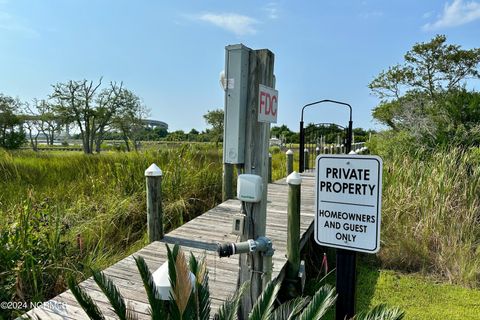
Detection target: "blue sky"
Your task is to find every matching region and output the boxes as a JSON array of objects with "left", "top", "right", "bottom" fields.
[{"left": 0, "top": 0, "right": 479, "bottom": 132}]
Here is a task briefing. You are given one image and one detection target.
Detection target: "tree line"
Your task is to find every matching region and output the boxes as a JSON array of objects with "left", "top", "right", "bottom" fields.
[
  {"left": 369, "top": 34, "right": 480, "bottom": 151},
  {"left": 0, "top": 78, "right": 147, "bottom": 153},
  {"left": 6, "top": 34, "right": 474, "bottom": 154},
  {"left": 2, "top": 89, "right": 371, "bottom": 152}
]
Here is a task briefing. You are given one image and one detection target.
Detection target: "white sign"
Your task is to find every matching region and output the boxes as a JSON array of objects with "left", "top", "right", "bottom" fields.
[
  {"left": 314, "top": 154, "right": 383, "bottom": 253},
  {"left": 258, "top": 84, "right": 278, "bottom": 123}
]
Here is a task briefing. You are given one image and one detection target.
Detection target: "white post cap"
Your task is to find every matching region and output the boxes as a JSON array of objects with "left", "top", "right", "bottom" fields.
[
  {"left": 348, "top": 150, "right": 357, "bottom": 155},
  {"left": 269, "top": 153, "right": 272, "bottom": 157},
  {"left": 145, "top": 163, "right": 163, "bottom": 177},
  {"left": 286, "top": 171, "right": 302, "bottom": 185},
  {"left": 304, "top": 148, "right": 309, "bottom": 153},
  {"left": 286, "top": 149, "right": 294, "bottom": 155},
  {"left": 315, "top": 147, "right": 320, "bottom": 151},
  {"left": 152, "top": 261, "right": 195, "bottom": 300}
]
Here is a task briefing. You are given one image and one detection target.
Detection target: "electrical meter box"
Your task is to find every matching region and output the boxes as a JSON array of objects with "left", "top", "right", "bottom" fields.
[
  {"left": 223, "top": 44, "right": 251, "bottom": 164},
  {"left": 237, "top": 174, "right": 263, "bottom": 203}
]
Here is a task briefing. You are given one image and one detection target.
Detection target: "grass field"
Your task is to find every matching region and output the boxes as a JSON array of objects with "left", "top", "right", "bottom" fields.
[
  {"left": 308, "top": 260, "right": 480, "bottom": 320},
  {"left": 0, "top": 144, "right": 223, "bottom": 319},
  {"left": 357, "top": 265, "right": 480, "bottom": 320},
  {"left": 1, "top": 144, "right": 479, "bottom": 319}
]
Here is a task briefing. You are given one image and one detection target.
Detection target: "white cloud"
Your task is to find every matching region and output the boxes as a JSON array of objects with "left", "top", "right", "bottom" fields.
[
  {"left": 0, "top": 10, "right": 38, "bottom": 37},
  {"left": 197, "top": 13, "right": 258, "bottom": 36},
  {"left": 264, "top": 2, "right": 279, "bottom": 20},
  {"left": 423, "top": 0, "right": 480, "bottom": 31},
  {"left": 422, "top": 11, "right": 433, "bottom": 19}
]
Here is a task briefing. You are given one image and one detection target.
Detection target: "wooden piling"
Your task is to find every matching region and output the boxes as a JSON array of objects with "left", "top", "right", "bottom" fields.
[
  {"left": 239, "top": 48, "right": 275, "bottom": 318},
  {"left": 286, "top": 149, "right": 294, "bottom": 176},
  {"left": 223, "top": 163, "right": 234, "bottom": 201},
  {"left": 304, "top": 149, "right": 309, "bottom": 170},
  {"left": 286, "top": 172, "right": 302, "bottom": 288},
  {"left": 268, "top": 153, "right": 272, "bottom": 183},
  {"left": 145, "top": 163, "right": 163, "bottom": 242}
]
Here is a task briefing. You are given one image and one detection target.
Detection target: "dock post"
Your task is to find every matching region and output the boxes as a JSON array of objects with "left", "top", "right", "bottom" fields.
[
  {"left": 304, "top": 148, "right": 309, "bottom": 170},
  {"left": 286, "top": 171, "right": 302, "bottom": 296},
  {"left": 268, "top": 153, "right": 272, "bottom": 183},
  {"left": 286, "top": 149, "right": 294, "bottom": 176},
  {"left": 238, "top": 48, "right": 274, "bottom": 318},
  {"left": 223, "top": 163, "right": 234, "bottom": 201},
  {"left": 316, "top": 146, "right": 320, "bottom": 158},
  {"left": 145, "top": 163, "right": 163, "bottom": 242}
]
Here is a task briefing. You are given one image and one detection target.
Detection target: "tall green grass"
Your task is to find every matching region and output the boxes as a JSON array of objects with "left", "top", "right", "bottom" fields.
[
  {"left": 379, "top": 147, "right": 480, "bottom": 287},
  {"left": 0, "top": 144, "right": 222, "bottom": 319}
]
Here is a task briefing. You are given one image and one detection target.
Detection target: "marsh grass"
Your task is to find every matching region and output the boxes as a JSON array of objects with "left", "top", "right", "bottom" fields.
[
  {"left": 0, "top": 144, "right": 222, "bottom": 318},
  {"left": 1, "top": 143, "right": 479, "bottom": 318},
  {"left": 379, "top": 147, "right": 480, "bottom": 286}
]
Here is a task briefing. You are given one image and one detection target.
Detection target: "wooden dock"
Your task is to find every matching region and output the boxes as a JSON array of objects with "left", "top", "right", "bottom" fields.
[{"left": 23, "top": 173, "right": 316, "bottom": 320}]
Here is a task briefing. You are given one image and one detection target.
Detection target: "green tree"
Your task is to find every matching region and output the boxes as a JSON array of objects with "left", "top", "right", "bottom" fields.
[
  {"left": 203, "top": 109, "right": 224, "bottom": 146},
  {"left": 352, "top": 128, "right": 375, "bottom": 143},
  {"left": 166, "top": 130, "right": 187, "bottom": 141},
  {"left": 270, "top": 125, "right": 299, "bottom": 144},
  {"left": 369, "top": 35, "right": 480, "bottom": 148},
  {"left": 51, "top": 79, "right": 104, "bottom": 154},
  {"left": 111, "top": 88, "right": 148, "bottom": 151},
  {"left": 51, "top": 79, "right": 145, "bottom": 153},
  {"left": 34, "top": 99, "right": 63, "bottom": 146},
  {"left": 369, "top": 34, "right": 480, "bottom": 101},
  {"left": 0, "top": 94, "right": 26, "bottom": 149}
]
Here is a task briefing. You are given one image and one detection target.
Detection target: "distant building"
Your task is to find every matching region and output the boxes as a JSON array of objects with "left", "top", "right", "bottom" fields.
[
  {"left": 141, "top": 119, "right": 168, "bottom": 131},
  {"left": 269, "top": 137, "right": 281, "bottom": 147}
]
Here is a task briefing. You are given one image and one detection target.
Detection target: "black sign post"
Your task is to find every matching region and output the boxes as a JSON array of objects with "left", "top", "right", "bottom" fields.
[
  {"left": 336, "top": 249, "right": 356, "bottom": 319},
  {"left": 336, "top": 128, "right": 356, "bottom": 320}
]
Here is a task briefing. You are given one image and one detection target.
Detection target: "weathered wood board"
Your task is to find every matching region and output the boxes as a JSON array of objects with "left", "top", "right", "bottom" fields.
[{"left": 22, "top": 173, "right": 315, "bottom": 319}]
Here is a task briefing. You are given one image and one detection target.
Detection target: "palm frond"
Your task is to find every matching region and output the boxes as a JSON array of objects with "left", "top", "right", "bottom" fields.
[
  {"left": 67, "top": 276, "right": 105, "bottom": 320},
  {"left": 126, "top": 301, "right": 139, "bottom": 320},
  {"left": 134, "top": 255, "right": 167, "bottom": 320},
  {"left": 271, "top": 297, "right": 311, "bottom": 320},
  {"left": 214, "top": 281, "right": 250, "bottom": 320},
  {"left": 190, "top": 253, "right": 211, "bottom": 320},
  {"left": 173, "top": 248, "right": 192, "bottom": 315},
  {"left": 189, "top": 252, "right": 199, "bottom": 275},
  {"left": 166, "top": 244, "right": 179, "bottom": 293},
  {"left": 355, "top": 304, "right": 405, "bottom": 320},
  {"left": 298, "top": 284, "right": 337, "bottom": 320},
  {"left": 248, "top": 279, "right": 281, "bottom": 320},
  {"left": 92, "top": 269, "right": 127, "bottom": 320}
]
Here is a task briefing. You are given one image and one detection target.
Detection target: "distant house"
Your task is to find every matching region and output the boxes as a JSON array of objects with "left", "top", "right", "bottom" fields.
[{"left": 269, "top": 137, "right": 281, "bottom": 147}]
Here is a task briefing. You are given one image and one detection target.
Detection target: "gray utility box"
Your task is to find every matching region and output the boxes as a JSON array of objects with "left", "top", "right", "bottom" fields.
[{"left": 223, "top": 44, "right": 251, "bottom": 164}]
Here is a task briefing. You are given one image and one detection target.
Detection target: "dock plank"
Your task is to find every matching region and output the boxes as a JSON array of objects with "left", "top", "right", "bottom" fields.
[{"left": 22, "top": 173, "right": 316, "bottom": 319}]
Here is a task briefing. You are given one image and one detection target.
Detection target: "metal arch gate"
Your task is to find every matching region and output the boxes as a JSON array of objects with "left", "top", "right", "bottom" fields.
[
  {"left": 301, "top": 123, "right": 348, "bottom": 171},
  {"left": 298, "top": 99, "right": 353, "bottom": 173}
]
